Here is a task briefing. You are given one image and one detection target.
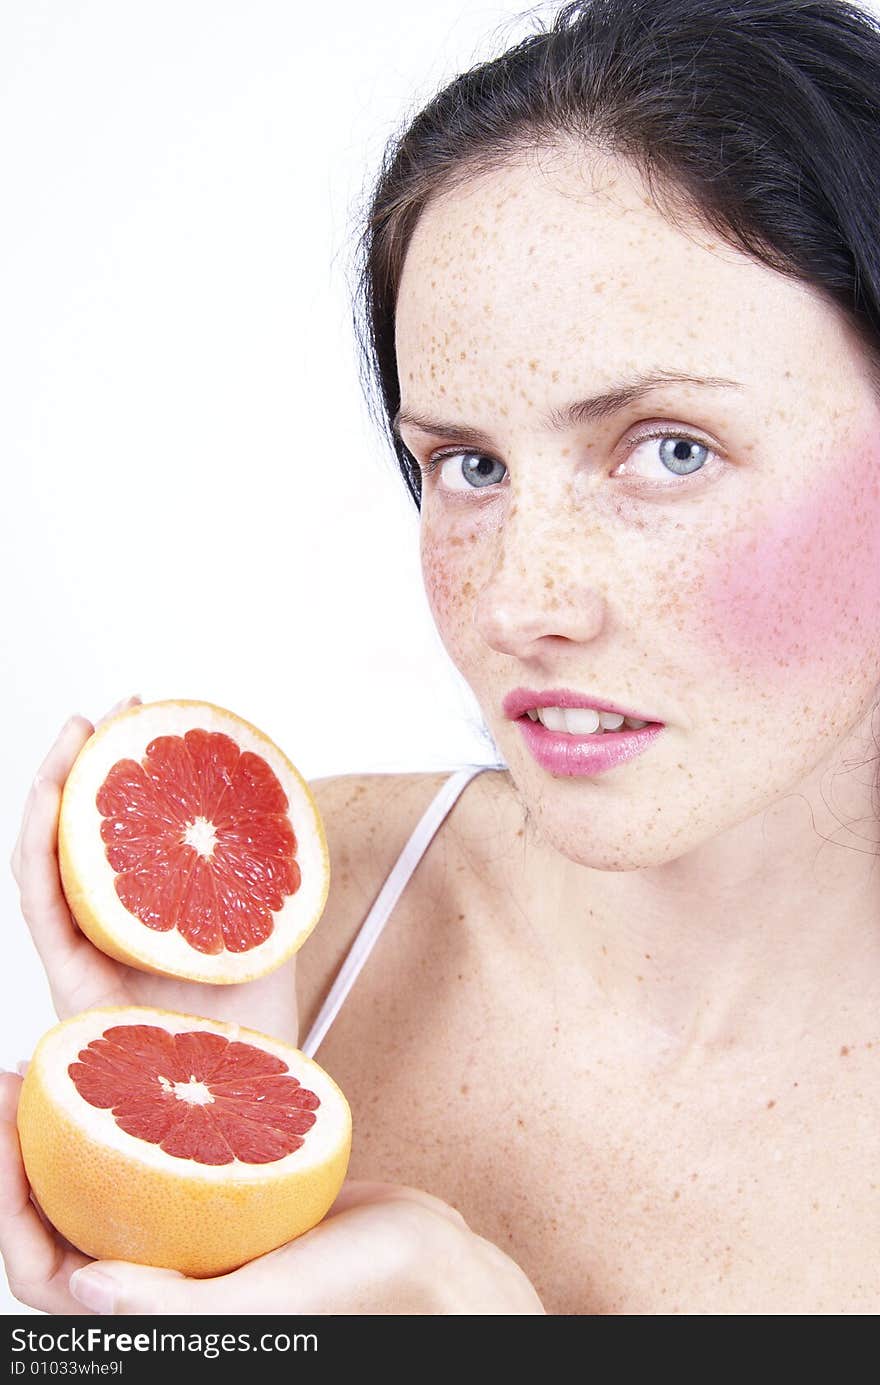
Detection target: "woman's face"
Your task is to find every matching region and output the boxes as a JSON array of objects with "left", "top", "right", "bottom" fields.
[{"left": 394, "top": 145, "right": 880, "bottom": 869}]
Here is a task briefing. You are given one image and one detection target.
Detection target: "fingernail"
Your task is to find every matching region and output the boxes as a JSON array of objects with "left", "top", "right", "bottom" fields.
[
  {"left": 16, "top": 1060, "right": 28, "bottom": 1075},
  {"left": 69, "top": 1269, "right": 117, "bottom": 1314}
]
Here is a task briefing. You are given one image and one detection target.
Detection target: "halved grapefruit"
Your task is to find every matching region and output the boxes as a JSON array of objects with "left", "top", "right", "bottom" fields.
[
  {"left": 17, "top": 1005, "right": 352, "bottom": 1277},
  {"left": 58, "top": 698, "right": 330, "bottom": 983}
]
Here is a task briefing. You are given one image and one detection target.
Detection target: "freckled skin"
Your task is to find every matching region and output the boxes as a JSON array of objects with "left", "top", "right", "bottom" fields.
[
  {"left": 398, "top": 143, "right": 880, "bottom": 884},
  {"left": 363, "top": 149, "right": 880, "bottom": 1311}
]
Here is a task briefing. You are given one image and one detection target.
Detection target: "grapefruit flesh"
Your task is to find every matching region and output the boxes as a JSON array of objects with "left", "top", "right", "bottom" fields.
[
  {"left": 58, "top": 699, "right": 330, "bottom": 983},
  {"left": 17, "top": 1006, "right": 352, "bottom": 1277},
  {"left": 69, "top": 1023, "right": 320, "bottom": 1164}
]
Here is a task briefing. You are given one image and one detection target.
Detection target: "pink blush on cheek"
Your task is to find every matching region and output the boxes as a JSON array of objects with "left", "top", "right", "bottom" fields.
[{"left": 700, "top": 446, "right": 880, "bottom": 674}]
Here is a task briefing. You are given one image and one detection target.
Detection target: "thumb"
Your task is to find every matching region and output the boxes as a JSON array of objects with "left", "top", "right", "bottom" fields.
[{"left": 69, "top": 1261, "right": 202, "bottom": 1316}]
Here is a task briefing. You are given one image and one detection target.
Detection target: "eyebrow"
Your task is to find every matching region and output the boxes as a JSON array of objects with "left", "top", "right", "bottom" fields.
[{"left": 391, "top": 368, "right": 745, "bottom": 444}]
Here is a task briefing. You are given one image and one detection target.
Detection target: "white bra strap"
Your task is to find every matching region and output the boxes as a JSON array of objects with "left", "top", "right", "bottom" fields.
[{"left": 299, "top": 764, "right": 495, "bottom": 1059}]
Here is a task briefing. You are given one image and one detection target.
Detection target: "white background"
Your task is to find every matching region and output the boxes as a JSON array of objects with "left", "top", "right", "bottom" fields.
[
  {"left": 3, "top": 0, "right": 879, "bottom": 1316},
  {"left": 1, "top": 0, "right": 533, "bottom": 1315}
]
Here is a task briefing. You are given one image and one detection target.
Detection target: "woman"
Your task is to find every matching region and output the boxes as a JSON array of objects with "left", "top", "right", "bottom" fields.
[{"left": 4, "top": 0, "right": 880, "bottom": 1314}]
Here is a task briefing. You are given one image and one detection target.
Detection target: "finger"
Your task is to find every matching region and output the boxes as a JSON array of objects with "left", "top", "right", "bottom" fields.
[
  {"left": 65, "top": 1185, "right": 460, "bottom": 1316},
  {"left": 213, "top": 1187, "right": 457, "bottom": 1313},
  {"left": 12, "top": 758, "right": 90, "bottom": 963},
  {"left": 10, "top": 698, "right": 140, "bottom": 881},
  {"left": 10, "top": 715, "right": 89, "bottom": 884},
  {"left": 326, "top": 1179, "right": 468, "bottom": 1228},
  {"left": 0, "top": 1074, "right": 92, "bottom": 1314},
  {"left": 11, "top": 720, "right": 90, "bottom": 961},
  {"left": 10, "top": 723, "right": 127, "bottom": 1011},
  {"left": 94, "top": 695, "right": 142, "bottom": 731},
  {"left": 68, "top": 1262, "right": 197, "bottom": 1317}
]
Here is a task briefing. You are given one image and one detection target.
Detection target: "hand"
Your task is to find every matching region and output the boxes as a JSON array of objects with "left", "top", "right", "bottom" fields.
[
  {"left": 0, "top": 1073, "right": 544, "bottom": 1315},
  {"left": 9, "top": 698, "right": 300, "bottom": 1043}
]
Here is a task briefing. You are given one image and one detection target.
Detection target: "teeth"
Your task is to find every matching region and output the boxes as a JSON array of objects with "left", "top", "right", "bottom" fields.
[
  {"left": 561, "top": 707, "right": 601, "bottom": 734},
  {"left": 528, "top": 707, "right": 650, "bottom": 734},
  {"left": 599, "top": 712, "right": 625, "bottom": 731},
  {"left": 539, "top": 706, "right": 569, "bottom": 733}
]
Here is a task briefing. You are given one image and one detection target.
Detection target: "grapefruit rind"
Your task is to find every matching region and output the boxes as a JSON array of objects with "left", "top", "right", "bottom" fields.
[
  {"left": 57, "top": 699, "right": 330, "bottom": 983},
  {"left": 17, "top": 1006, "right": 352, "bottom": 1278}
]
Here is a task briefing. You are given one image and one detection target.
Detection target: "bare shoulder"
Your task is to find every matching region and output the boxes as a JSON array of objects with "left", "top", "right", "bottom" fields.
[{"left": 294, "top": 770, "right": 458, "bottom": 1047}]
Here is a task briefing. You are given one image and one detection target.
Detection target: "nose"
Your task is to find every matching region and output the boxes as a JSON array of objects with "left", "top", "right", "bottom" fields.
[{"left": 472, "top": 495, "right": 610, "bottom": 659}]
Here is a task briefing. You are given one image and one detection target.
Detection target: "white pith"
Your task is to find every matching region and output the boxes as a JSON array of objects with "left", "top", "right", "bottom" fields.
[
  {"left": 525, "top": 707, "right": 649, "bottom": 733},
  {"left": 183, "top": 817, "right": 218, "bottom": 857},
  {"left": 34, "top": 1006, "right": 350, "bottom": 1183},
  {"left": 158, "top": 1074, "right": 215, "bottom": 1105},
  {"left": 59, "top": 700, "right": 330, "bottom": 982}
]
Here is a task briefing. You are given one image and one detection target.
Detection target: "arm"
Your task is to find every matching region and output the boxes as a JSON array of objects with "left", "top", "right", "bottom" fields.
[{"left": 0, "top": 1072, "right": 544, "bottom": 1315}]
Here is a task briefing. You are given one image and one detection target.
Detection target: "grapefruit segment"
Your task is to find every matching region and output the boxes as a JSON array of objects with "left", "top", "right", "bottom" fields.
[
  {"left": 58, "top": 700, "right": 330, "bottom": 983},
  {"left": 68, "top": 1023, "right": 319, "bottom": 1163},
  {"left": 17, "top": 1006, "right": 352, "bottom": 1277}
]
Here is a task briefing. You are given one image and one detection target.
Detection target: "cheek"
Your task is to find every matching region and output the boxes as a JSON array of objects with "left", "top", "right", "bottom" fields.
[
  {"left": 700, "top": 447, "right": 880, "bottom": 677},
  {"left": 420, "top": 522, "right": 479, "bottom": 642},
  {"left": 421, "top": 532, "right": 455, "bottom": 623}
]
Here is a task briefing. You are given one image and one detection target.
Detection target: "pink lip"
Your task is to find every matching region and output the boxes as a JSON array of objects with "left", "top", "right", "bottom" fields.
[
  {"left": 502, "top": 687, "right": 662, "bottom": 724},
  {"left": 515, "top": 715, "right": 664, "bottom": 777}
]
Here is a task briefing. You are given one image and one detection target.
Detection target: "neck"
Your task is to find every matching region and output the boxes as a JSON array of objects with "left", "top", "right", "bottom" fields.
[{"left": 498, "top": 735, "right": 880, "bottom": 1067}]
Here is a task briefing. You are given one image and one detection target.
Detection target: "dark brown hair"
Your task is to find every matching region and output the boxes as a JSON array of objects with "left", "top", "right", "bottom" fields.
[{"left": 351, "top": 0, "right": 880, "bottom": 510}]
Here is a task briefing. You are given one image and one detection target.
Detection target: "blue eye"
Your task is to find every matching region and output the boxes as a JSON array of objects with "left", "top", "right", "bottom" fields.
[
  {"left": 420, "top": 429, "right": 719, "bottom": 494},
  {"left": 423, "top": 450, "right": 507, "bottom": 490},
  {"left": 654, "top": 436, "right": 709, "bottom": 475}
]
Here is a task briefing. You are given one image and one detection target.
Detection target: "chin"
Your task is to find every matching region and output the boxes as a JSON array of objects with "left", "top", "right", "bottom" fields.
[
  {"left": 523, "top": 791, "right": 721, "bottom": 872},
  {"left": 537, "top": 829, "right": 680, "bottom": 872}
]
